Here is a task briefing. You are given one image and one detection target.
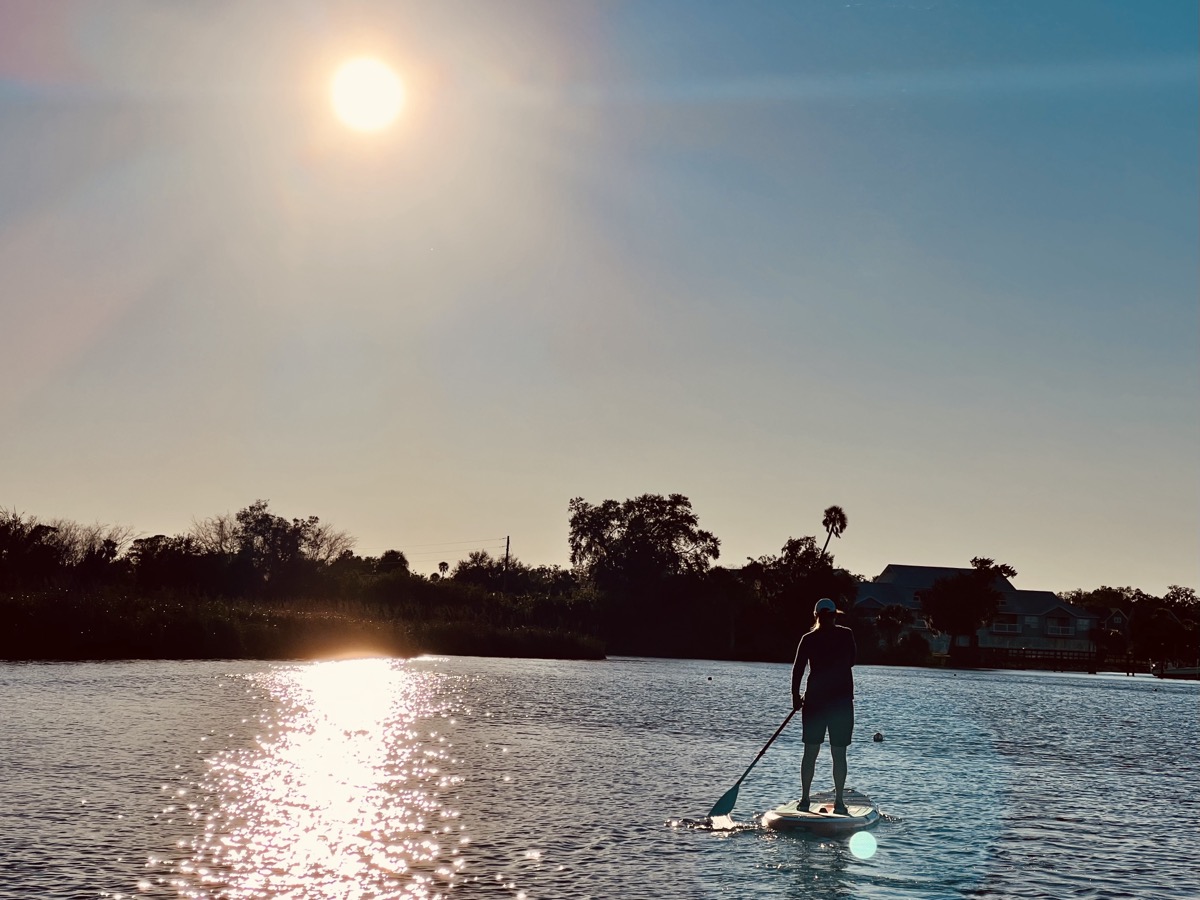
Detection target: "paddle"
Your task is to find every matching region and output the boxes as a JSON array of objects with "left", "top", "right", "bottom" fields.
[{"left": 708, "top": 708, "right": 797, "bottom": 818}]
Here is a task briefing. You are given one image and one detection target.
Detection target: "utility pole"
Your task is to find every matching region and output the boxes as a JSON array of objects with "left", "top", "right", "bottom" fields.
[{"left": 501, "top": 536, "right": 510, "bottom": 594}]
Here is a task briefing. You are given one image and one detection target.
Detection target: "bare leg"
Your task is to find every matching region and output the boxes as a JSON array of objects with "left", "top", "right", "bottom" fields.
[
  {"left": 831, "top": 744, "right": 848, "bottom": 809},
  {"left": 800, "top": 742, "right": 821, "bottom": 808}
]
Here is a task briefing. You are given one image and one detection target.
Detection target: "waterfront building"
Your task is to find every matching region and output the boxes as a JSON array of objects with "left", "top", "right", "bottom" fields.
[{"left": 854, "top": 564, "right": 1099, "bottom": 664}]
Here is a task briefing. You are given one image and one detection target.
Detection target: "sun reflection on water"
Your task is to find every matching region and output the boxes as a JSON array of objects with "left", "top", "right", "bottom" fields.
[{"left": 162, "top": 659, "right": 463, "bottom": 899}]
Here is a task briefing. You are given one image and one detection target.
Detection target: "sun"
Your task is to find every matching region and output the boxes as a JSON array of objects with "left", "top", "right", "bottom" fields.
[{"left": 330, "top": 57, "right": 404, "bottom": 132}]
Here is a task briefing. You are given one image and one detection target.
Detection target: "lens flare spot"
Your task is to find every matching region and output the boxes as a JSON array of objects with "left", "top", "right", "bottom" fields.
[{"left": 849, "top": 830, "right": 878, "bottom": 859}]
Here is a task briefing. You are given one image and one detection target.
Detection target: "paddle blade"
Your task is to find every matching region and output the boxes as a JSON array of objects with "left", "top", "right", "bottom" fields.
[
  {"left": 708, "top": 783, "right": 740, "bottom": 818},
  {"left": 706, "top": 710, "right": 795, "bottom": 821}
]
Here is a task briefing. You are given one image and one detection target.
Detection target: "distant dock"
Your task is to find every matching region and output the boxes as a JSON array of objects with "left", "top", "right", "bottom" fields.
[{"left": 1155, "top": 665, "right": 1200, "bottom": 681}]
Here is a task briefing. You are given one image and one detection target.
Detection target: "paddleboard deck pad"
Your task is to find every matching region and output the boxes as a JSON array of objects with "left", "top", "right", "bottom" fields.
[{"left": 762, "top": 789, "right": 880, "bottom": 834}]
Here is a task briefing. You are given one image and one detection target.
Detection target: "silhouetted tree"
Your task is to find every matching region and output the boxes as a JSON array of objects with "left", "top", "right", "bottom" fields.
[
  {"left": 378, "top": 550, "right": 410, "bottom": 573},
  {"left": 568, "top": 494, "right": 720, "bottom": 653},
  {"left": 0, "top": 510, "right": 131, "bottom": 589},
  {"left": 1130, "top": 600, "right": 1197, "bottom": 669},
  {"left": 568, "top": 494, "right": 720, "bottom": 592},
  {"left": 126, "top": 534, "right": 228, "bottom": 595},
  {"left": 452, "top": 550, "right": 507, "bottom": 592},
  {"left": 921, "top": 558, "right": 1017, "bottom": 664},
  {"left": 525, "top": 565, "right": 577, "bottom": 599},
  {"left": 1090, "top": 626, "right": 1128, "bottom": 671},
  {"left": 303, "top": 520, "right": 356, "bottom": 563},
  {"left": 820, "top": 505, "right": 848, "bottom": 557},
  {"left": 0, "top": 512, "right": 65, "bottom": 587},
  {"left": 190, "top": 512, "right": 239, "bottom": 556},
  {"left": 321, "top": 549, "right": 375, "bottom": 597},
  {"left": 181, "top": 500, "right": 357, "bottom": 597},
  {"left": 875, "top": 604, "right": 914, "bottom": 651},
  {"left": 1163, "top": 585, "right": 1198, "bottom": 614},
  {"left": 969, "top": 557, "right": 1017, "bottom": 580},
  {"left": 233, "top": 500, "right": 309, "bottom": 592},
  {"left": 738, "top": 535, "right": 859, "bottom": 660}
]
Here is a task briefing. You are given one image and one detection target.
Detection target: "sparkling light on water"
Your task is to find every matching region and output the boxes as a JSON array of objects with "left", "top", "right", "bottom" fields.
[
  {"left": 165, "top": 659, "right": 462, "bottom": 898},
  {"left": 708, "top": 814, "right": 736, "bottom": 831},
  {"left": 849, "top": 830, "right": 877, "bottom": 860}
]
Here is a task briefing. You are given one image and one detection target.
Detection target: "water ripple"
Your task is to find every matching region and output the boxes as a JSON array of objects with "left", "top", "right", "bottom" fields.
[{"left": 2, "top": 659, "right": 1198, "bottom": 899}]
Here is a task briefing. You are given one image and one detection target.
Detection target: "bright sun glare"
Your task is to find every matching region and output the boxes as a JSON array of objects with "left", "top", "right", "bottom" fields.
[{"left": 330, "top": 57, "right": 404, "bottom": 132}]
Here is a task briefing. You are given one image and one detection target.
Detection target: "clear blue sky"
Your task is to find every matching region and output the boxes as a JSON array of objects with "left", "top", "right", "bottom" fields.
[{"left": 1, "top": 1, "right": 1196, "bottom": 593}]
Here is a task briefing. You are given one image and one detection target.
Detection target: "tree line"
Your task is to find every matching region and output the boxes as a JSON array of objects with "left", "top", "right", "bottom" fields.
[
  {"left": 1, "top": 499, "right": 1195, "bottom": 666},
  {"left": 1059, "top": 583, "right": 1198, "bottom": 670}
]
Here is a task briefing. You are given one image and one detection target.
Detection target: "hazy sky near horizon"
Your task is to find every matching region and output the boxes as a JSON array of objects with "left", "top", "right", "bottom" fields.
[{"left": 1, "top": 1, "right": 1196, "bottom": 594}]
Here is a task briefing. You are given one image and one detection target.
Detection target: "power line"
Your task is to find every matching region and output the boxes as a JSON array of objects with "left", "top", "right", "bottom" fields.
[
  {"left": 358, "top": 544, "right": 507, "bottom": 555},
  {"left": 351, "top": 542, "right": 512, "bottom": 567},
  {"left": 354, "top": 537, "right": 506, "bottom": 552},
  {"left": 401, "top": 537, "right": 507, "bottom": 548},
  {"left": 404, "top": 547, "right": 508, "bottom": 560}
]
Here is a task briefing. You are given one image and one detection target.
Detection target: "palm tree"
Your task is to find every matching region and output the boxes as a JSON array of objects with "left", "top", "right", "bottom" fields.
[{"left": 820, "top": 505, "right": 848, "bottom": 557}]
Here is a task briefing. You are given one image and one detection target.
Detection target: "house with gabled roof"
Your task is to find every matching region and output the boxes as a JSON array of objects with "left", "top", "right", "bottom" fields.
[
  {"left": 854, "top": 564, "right": 1099, "bottom": 655},
  {"left": 1100, "top": 608, "right": 1130, "bottom": 637}
]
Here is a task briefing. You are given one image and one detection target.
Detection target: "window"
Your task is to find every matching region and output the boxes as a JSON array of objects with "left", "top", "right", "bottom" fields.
[
  {"left": 1025, "top": 616, "right": 1039, "bottom": 626},
  {"left": 992, "top": 613, "right": 1021, "bottom": 634},
  {"left": 1046, "top": 616, "right": 1074, "bottom": 636}
]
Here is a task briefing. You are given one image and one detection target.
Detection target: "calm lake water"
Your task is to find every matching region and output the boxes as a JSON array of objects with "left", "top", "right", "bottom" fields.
[{"left": 1, "top": 656, "right": 1197, "bottom": 899}]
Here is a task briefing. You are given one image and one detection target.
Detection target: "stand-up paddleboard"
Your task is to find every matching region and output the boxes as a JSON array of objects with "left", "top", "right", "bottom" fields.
[{"left": 762, "top": 788, "right": 880, "bottom": 835}]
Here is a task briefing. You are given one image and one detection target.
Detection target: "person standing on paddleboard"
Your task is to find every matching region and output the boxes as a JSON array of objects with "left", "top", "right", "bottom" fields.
[{"left": 792, "top": 597, "right": 856, "bottom": 814}]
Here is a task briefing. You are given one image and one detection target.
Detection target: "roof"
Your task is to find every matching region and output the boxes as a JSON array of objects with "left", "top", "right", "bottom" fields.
[
  {"left": 855, "top": 565, "right": 1095, "bottom": 620},
  {"left": 855, "top": 582, "right": 921, "bottom": 610},
  {"left": 874, "top": 564, "right": 1016, "bottom": 591},
  {"left": 995, "top": 590, "right": 1089, "bottom": 618}
]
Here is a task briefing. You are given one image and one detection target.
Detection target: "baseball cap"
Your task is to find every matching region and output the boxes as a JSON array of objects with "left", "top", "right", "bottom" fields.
[{"left": 814, "top": 598, "right": 837, "bottom": 614}]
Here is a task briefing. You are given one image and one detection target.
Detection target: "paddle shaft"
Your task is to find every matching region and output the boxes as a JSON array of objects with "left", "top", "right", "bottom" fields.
[
  {"left": 709, "top": 706, "right": 800, "bottom": 817},
  {"left": 731, "top": 708, "right": 796, "bottom": 789}
]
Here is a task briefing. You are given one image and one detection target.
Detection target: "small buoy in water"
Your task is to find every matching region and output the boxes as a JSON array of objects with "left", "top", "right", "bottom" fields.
[
  {"left": 707, "top": 676, "right": 712, "bottom": 680},
  {"left": 873, "top": 732, "right": 884, "bottom": 742}
]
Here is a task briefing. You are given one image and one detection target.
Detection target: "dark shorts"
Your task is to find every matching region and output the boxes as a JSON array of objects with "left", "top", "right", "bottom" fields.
[{"left": 802, "top": 699, "right": 854, "bottom": 747}]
